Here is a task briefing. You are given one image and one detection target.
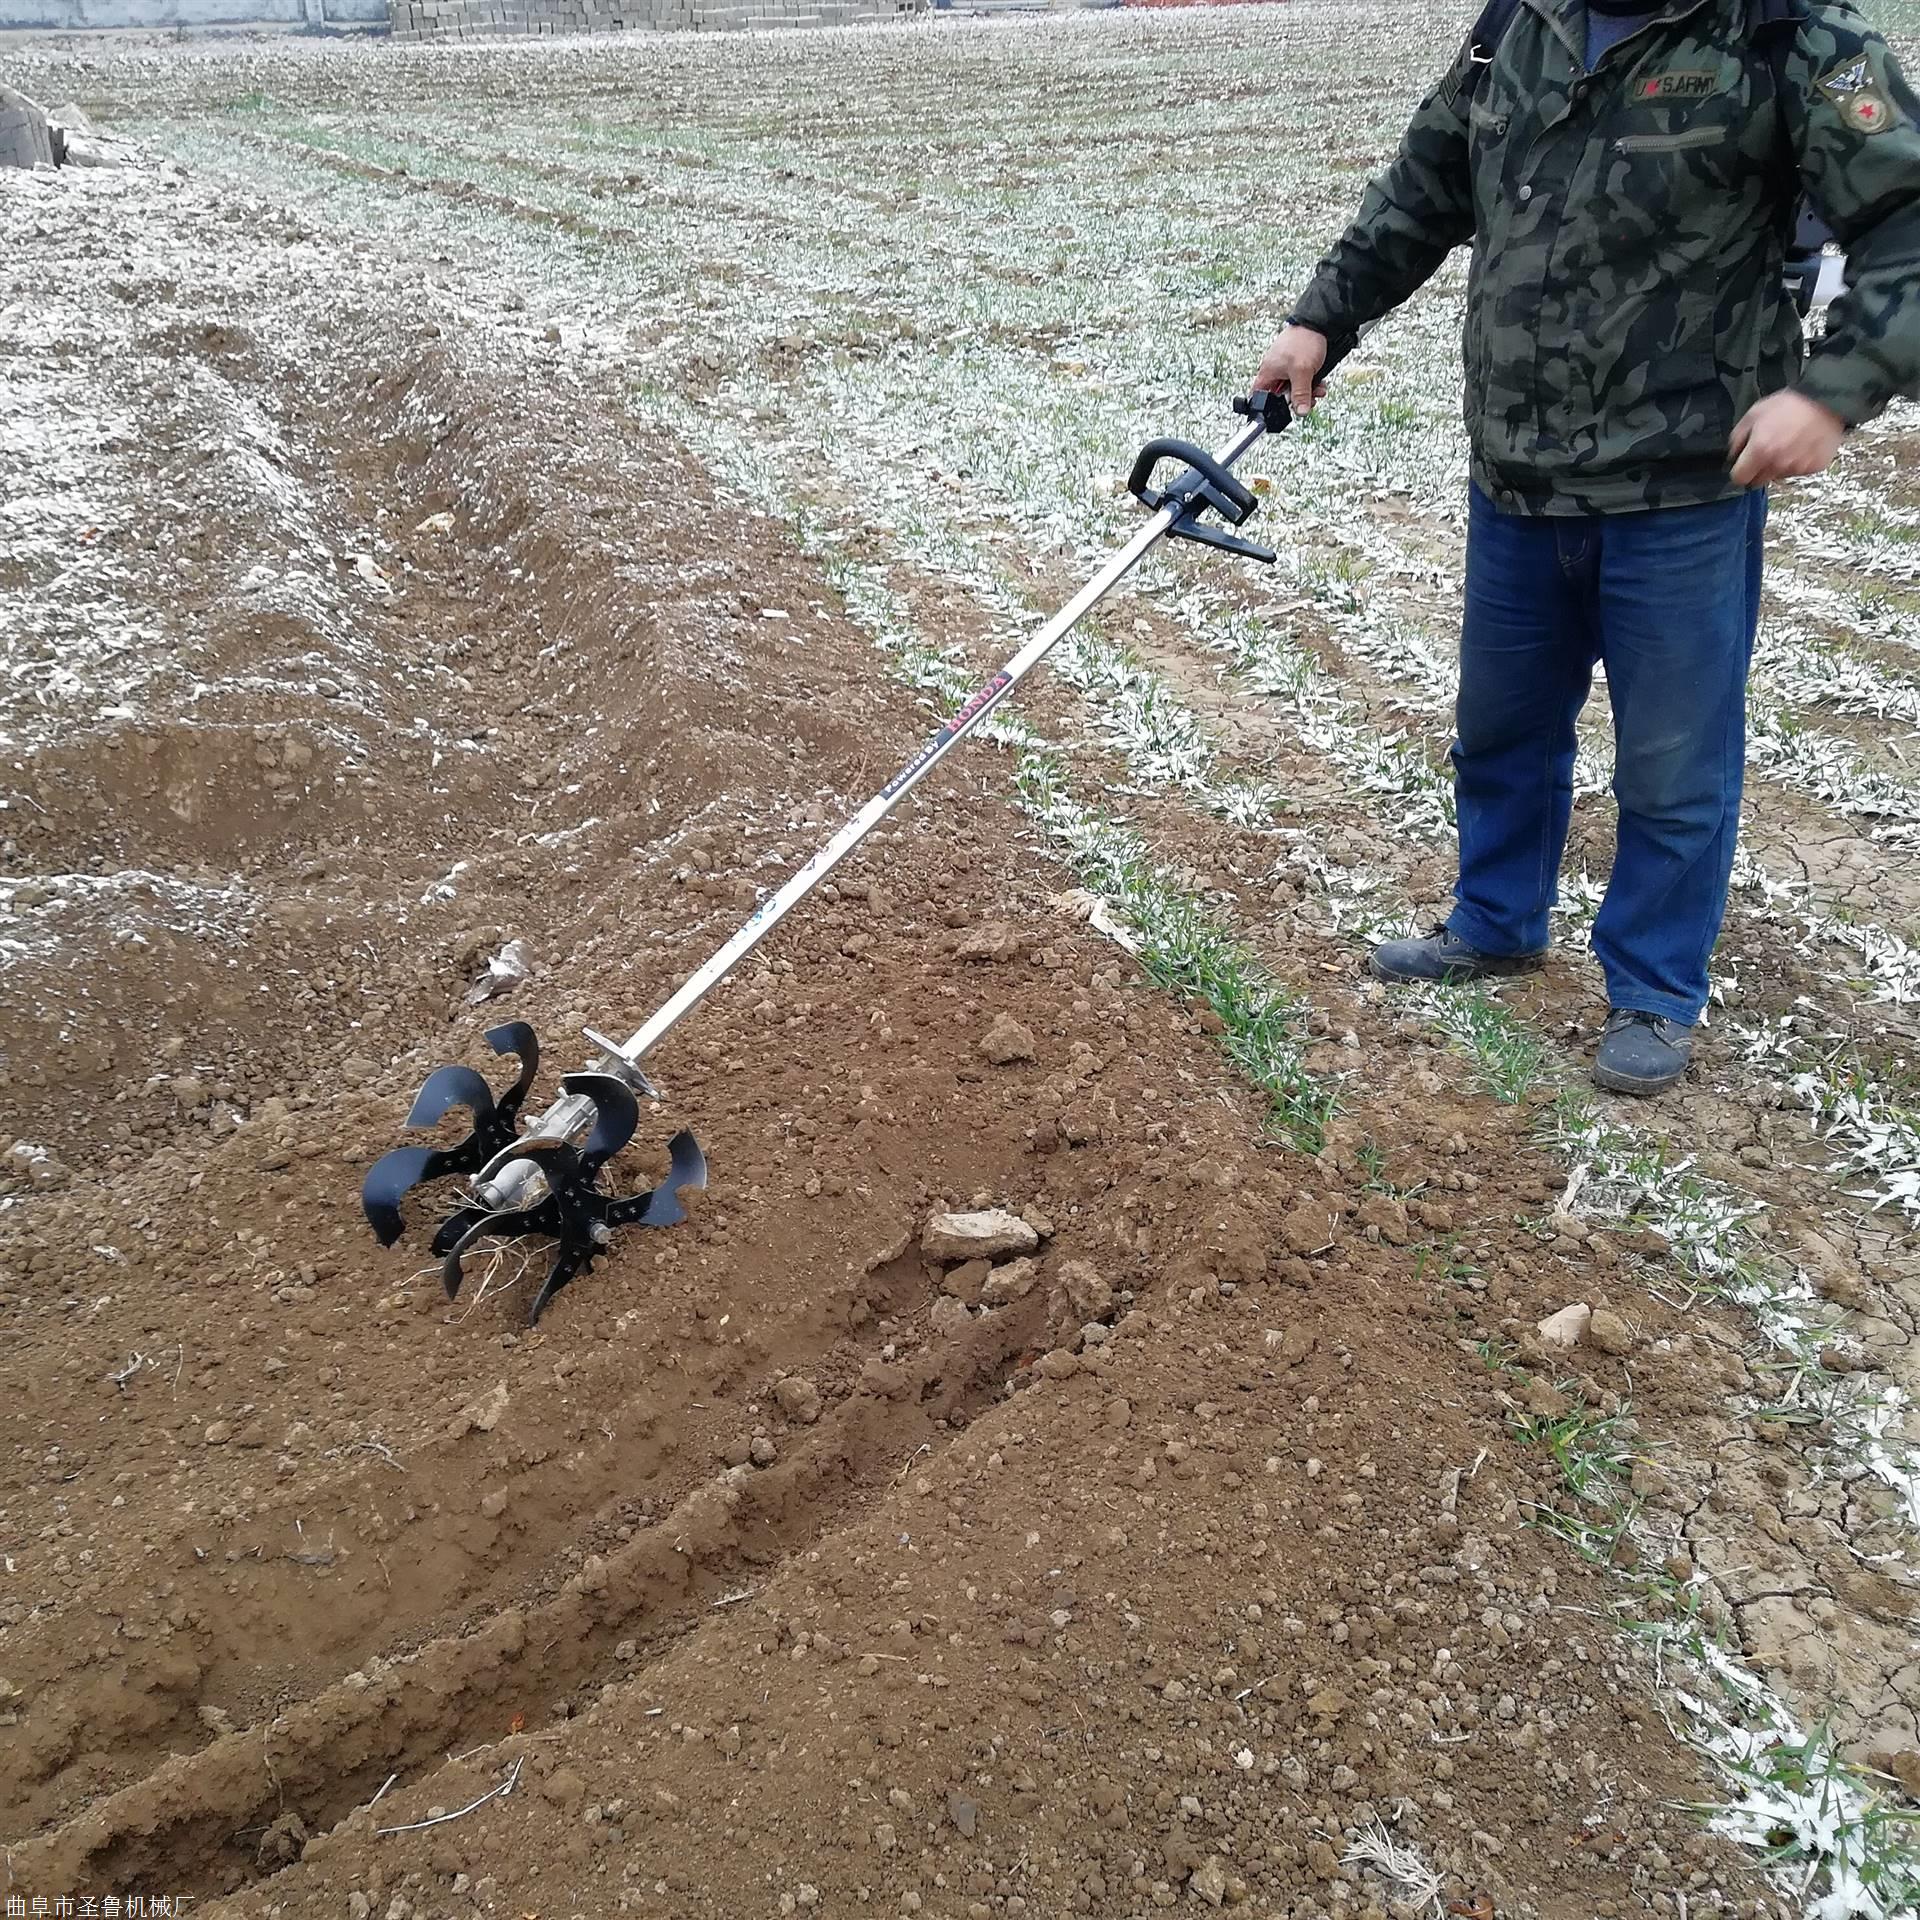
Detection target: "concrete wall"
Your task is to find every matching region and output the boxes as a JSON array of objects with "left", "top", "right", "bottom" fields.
[
  {"left": 1, "top": 0, "right": 386, "bottom": 28},
  {"left": 391, "top": 0, "right": 921, "bottom": 37}
]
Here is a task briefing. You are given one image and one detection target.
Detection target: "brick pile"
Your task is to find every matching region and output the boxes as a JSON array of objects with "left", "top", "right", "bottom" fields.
[{"left": 391, "top": 0, "right": 923, "bottom": 40}]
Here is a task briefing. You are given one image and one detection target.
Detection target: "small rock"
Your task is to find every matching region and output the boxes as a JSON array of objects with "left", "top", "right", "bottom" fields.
[
  {"left": 1279, "top": 1204, "right": 1335, "bottom": 1257},
  {"left": 957, "top": 922, "right": 1022, "bottom": 962},
  {"left": 1536, "top": 1303, "right": 1592, "bottom": 1349},
  {"left": 1355, "top": 1192, "right": 1411, "bottom": 1244},
  {"left": 979, "top": 1012, "right": 1036, "bottom": 1065},
  {"left": 749, "top": 1435, "right": 778, "bottom": 1468},
  {"left": 1190, "top": 1856, "right": 1228, "bottom": 1908},
  {"left": 943, "top": 1258, "right": 990, "bottom": 1305},
  {"left": 773, "top": 1376, "right": 822, "bottom": 1425},
  {"left": 1521, "top": 1374, "right": 1569, "bottom": 1418},
  {"left": 980, "top": 1257, "right": 1039, "bottom": 1306},
  {"left": 1585, "top": 1308, "right": 1634, "bottom": 1356},
  {"left": 930, "top": 1293, "right": 972, "bottom": 1337},
  {"left": 1034, "top": 1349, "right": 1079, "bottom": 1381},
  {"left": 922, "top": 1209, "right": 1040, "bottom": 1263},
  {"left": 1060, "top": 1259, "right": 1111, "bottom": 1319},
  {"left": 542, "top": 1767, "right": 588, "bottom": 1810},
  {"left": 947, "top": 1790, "right": 979, "bottom": 1838},
  {"left": 204, "top": 1421, "right": 233, "bottom": 1446},
  {"left": 466, "top": 938, "right": 532, "bottom": 1006},
  {"left": 454, "top": 1380, "right": 510, "bottom": 1436},
  {"left": 7, "top": 1142, "right": 68, "bottom": 1191}
]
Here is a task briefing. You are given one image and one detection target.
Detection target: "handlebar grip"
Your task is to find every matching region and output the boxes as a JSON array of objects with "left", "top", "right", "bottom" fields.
[{"left": 1125, "top": 437, "right": 1259, "bottom": 519}]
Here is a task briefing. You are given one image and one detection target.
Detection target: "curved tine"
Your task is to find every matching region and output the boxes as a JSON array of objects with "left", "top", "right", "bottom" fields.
[
  {"left": 440, "top": 1203, "right": 548, "bottom": 1300},
  {"left": 607, "top": 1131, "right": 707, "bottom": 1231},
  {"left": 405, "top": 1063, "right": 498, "bottom": 1131},
  {"left": 528, "top": 1244, "right": 592, "bottom": 1328},
  {"left": 429, "top": 1202, "right": 495, "bottom": 1258},
  {"left": 485, "top": 1020, "right": 541, "bottom": 1117},
  {"left": 666, "top": 1129, "right": 708, "bottom": 1195},
  {"left": 362, "top": 1146, "right": 442, "bottom": 1247},
  {"left": 560, "top": 1071, "right": 639, "bottom": 1163}
]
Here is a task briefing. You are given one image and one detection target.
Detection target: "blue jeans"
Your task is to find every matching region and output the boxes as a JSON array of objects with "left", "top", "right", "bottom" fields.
[{"left": 1446, "top": 483, "right": 1766, "bottom": 1025}]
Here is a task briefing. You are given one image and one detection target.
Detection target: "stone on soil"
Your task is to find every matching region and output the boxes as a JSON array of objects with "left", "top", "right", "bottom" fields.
[
  {"left": 979, "top": 1257, "right": 1038, "bottom": 1306},
  {"left": 1060, "top": 1258, "right": 1111, "bottom": 1318},
  {"left": 922, "top": 1208, "right": 1039, "bottom": 1262},
  {"left": 1585, "top": 1308, "right": 1634, "bottom": 1356},
  {"left": 978, "top": 1011, "right": 1036, "bottom": 1064},
  {"left": 773, "top": 1375, "right": 822, "bottom": 1424},
  {"left": 0, "top": 84, "right": 56, "bottom": 170},
  {"left": 957, "top": 921, "right": 1021, "bottom": 962},
  {"left": 1189, "top": 1856, "right": 1228, "bottom": 1907},
  {"left": 942, "top": 1258, "right": 990, "bottom": 1304},
  {"left": 1279, "top": 1202, "right": 1335, "bottom": 1257},
  {"left": 1537, "top": 1302, "right": 1592, "bottom": 1349},
  {"left": 930, "top": 1293, "right": 972, "bottom": 1336}
]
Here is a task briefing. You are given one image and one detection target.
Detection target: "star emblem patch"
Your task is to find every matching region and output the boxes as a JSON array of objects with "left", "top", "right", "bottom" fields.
[{"left": 1842, "top": 87, "right": 1895, "bottom": 132}]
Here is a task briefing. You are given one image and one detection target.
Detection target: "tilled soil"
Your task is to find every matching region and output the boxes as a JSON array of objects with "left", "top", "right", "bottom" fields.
[{"left": 1, "top": 45, "right": 1912, "bottom": 1920}]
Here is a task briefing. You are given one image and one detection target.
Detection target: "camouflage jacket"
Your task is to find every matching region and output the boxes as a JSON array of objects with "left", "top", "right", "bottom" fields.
[{"left": 1287, "top": 0, "right": 1920, "bottom": 514}]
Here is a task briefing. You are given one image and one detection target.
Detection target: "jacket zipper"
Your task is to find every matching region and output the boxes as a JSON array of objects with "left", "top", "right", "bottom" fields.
[{"left": 1613, "top": 126, "right": 1724, "bottom": 153}]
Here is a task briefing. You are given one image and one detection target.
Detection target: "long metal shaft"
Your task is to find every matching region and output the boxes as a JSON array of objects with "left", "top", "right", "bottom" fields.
[{"left": 473, "top": 415, "right": 1267, "bottom": 1210}]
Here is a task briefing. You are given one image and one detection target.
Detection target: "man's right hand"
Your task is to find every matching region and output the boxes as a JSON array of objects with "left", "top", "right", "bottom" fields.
[{"left": 1252, "top": 324, "right": 1330, "bottom": 416}]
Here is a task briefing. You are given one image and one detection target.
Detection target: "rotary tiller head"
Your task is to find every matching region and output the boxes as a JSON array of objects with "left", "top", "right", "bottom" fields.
[{"left": 361, "top": 1022, "right": 705, "bottom": 1326}]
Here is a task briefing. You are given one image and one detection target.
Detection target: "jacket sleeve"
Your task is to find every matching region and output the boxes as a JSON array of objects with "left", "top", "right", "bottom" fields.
[
  {"left": 1786, "top": 2, "right": 1920, "bottom": 425},
  {"left": 1286, "top": 40, "right": 1478, "bottom": 345}
]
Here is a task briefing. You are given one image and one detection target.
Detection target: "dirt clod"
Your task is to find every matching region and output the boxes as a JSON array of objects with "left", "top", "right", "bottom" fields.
[
  {"left": 979, "top": 1257, "right": 1039, "bottom": 1306},
  {"left": 978, "top": 1011, "right": 1036, "bottom": 1064},
  {"left": 1060, "top": 1258, "right": 1111, "bottom": 1318},
  {"left": 957, "top": 921, "right": 1022, "bottom": 962},
  {"left": 1585, "top": 1309, "right": 1634, "bottom": 1356},
  {"left": 772, "top": 1376, "right": 822, "bottom": 1425}
]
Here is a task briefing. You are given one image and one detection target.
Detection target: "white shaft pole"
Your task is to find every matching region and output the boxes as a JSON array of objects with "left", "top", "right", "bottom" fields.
[
  {"left": 611, "top": 418, "right": 1263, "bottom": 1067},
  {"left": 472, "top": 416, "right": 1267, "bottom": 1207}
]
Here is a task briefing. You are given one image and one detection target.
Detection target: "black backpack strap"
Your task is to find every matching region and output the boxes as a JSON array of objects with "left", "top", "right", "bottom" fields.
[
  {"left": 1750, "top": 0, "right": 1812, "bottom": 185},
  {"left": 1748, "top": 0, "right": 1831, "bottom": 310},
  {"left": 1456, "top": 0, "right": 1526, "bottom": 103}
]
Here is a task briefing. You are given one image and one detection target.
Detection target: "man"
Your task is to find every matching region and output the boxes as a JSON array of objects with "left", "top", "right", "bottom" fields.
[{"left": 1255, "top": 0, "right": 1920, "bottom": 1093}]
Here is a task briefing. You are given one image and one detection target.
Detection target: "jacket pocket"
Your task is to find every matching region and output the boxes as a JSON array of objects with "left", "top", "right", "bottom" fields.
[
  {"left": 1642, "top": 349, "right": 1718, "bottom": 395},
  {"left": 1612, "top": 126, "right": 1726, "bottom": 154}
]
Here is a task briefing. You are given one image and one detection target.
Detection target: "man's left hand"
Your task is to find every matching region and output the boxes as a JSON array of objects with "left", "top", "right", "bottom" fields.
[{"left": 1728, "top": 391, "right": 1847, "bottom": 488}]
